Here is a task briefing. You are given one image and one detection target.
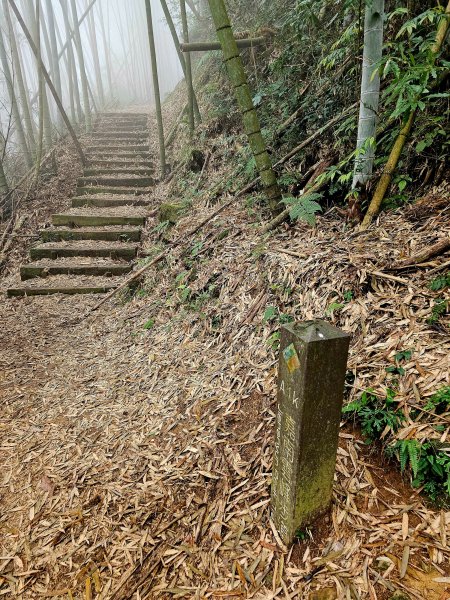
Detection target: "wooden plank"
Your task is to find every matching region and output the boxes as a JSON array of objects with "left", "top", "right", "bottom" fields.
[{"left": 40, "top": 227, "right": 142, "bottom": 242}]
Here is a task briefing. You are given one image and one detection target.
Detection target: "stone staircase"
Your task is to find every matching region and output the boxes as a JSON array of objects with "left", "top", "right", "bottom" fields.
[{"left": 8, "top": 112, "right": 153, "bottom": 297}]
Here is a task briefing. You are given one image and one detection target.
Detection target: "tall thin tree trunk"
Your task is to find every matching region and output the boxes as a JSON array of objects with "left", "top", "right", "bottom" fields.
[
  {"left": 60, "top": 0, "right": 83, "bottom": 123},
  {"left": 352, "top": 0, "right": 384, "bottom": 188},
  {"left": 45, "top": 0, "right": 64, "bottom": 130},
  {"left": 35, "top": 0, "right": 44, "bottom": 180},
  {"left": 0, "top": 18, "right": 32, "bottom": 168},
  {"left": 69, "top": 0, "right": 91, "bottom": 131},
  {"left": 180, "top": 0, "right": 195, "bottom": 136},
  {"left": 2, "top": 0, "right": 36, "bottom": 155},
  {"left": 26, "top": 0, "right": 53, "bottom": 151},
  {"left": 144, "top": 0, "right": 166, "bottom": 177},
  {"left": 207, "top": 0, "right": 282, "bottom": 213},
  {"left": 160, "top": 0, "right": 201, "bottom": 122},
  {"left": 97, "top": 0, "right": 113, "bottom": 101},
  {"left": 86, "top": 0, "right": 105, "bottom": 107},
  {"left": 54, "top": 15, "right": 76, "bottom": 122}
]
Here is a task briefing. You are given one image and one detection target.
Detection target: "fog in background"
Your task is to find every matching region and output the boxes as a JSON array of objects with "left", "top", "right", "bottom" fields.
[{"left": 0, "top": 0, "right": 184, "bottom": 151}]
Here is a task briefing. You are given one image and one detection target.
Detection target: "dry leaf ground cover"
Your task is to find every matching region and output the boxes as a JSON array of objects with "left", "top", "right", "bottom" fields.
[{"left": 1, "top": 158, "right": 449, "bottom": 599}]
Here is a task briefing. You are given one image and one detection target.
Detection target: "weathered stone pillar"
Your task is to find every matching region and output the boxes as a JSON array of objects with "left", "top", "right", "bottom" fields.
[{"left": 271, "top": 320, "right": 351, "bottom": 545}]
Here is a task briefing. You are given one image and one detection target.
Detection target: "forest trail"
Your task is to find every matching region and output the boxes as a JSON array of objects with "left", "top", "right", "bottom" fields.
[
  {"left": 7, "top": 113, "right": 153, "bottom": 297},
  {"left": 1, "top": 178, "right": 449, "bottom": 597}
]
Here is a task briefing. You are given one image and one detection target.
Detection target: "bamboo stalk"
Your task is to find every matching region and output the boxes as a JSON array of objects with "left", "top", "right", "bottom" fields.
[
  {"left": 207, "top": 0, "right": 282, "bottom": 214},
  {"left": 352, "top": 0, "right": 384, "bottom": 188},
  {"left": 144, "top": 0, "right": 166, "bottom": 177},
  {"left": 180, "top": 0, "right": 195, "bottom": 136},
  {"left": 86, "top": 0, "right": 105, "bottom": 107},
  {"left": 2, "top": 0, "right": 36, "bottom": 154},
  {"left": 69, "top": 0, "right": 92, "bottom": 132},
  {"left": 159, "top": 0, "right": 201, "bottom": 122},
  {"left": 180, "top": 37, "right": 266, "bottom": 52},
  {"left": 45, "top": 0, "right": 64, "bottom": 130},
  {"left": 60, "top": 0, "right": 83, "bottom": 123},
  {"left": 0, "top": 19, "right": 32, "bottom": 168},
  {"left": 361, "top": 0, "right": 450, "bottom": 229},
  {"left": 8, "top": 0, "right": 86, "bottom": 166}
]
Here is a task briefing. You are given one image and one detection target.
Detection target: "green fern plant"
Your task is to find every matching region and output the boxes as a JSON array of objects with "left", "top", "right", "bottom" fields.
[
  {"left": 282, "top": 193, "right": 323, "bottom": 225},
  {"left": 395, "top": 439, "right": 421, "bottom": 478}
]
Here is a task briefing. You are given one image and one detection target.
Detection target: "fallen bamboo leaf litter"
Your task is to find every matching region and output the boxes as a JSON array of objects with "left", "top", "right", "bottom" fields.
[{"left": 1, "top": 138, "right": 449, "bottom": 599}]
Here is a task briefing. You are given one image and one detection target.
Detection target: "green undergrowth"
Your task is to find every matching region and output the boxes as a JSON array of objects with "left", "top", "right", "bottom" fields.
[
  {"left": 170, "top": 0, "right": 450, "bottom": 225},
  {"left": 343, "top": 382, "right": 450, "bottom": 504}
]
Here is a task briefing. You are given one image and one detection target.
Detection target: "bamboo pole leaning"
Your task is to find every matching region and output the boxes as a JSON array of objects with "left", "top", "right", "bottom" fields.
[
  {"left": 361, "top": 0, "right": 450, "bottom": 229},
  {"left": 144, "top": 0, "right": 166, "bottom": 177},
  {"left": 8, "top": 0, "right": 87, "bottom": 166},
  {"left": 207, "top": 0, "right": 282, "bottom": 214}
]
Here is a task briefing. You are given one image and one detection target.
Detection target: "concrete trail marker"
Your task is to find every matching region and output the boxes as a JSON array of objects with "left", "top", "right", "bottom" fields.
[{"left": 271, "top": 320, "right": 351, "bottom": 545}]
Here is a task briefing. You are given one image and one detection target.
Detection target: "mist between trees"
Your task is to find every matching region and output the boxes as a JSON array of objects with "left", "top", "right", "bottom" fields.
[{"left": 0, "top": 0, "right": 183, "bottom": 216}]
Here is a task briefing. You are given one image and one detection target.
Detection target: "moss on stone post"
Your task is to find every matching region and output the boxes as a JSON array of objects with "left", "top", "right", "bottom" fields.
[
  {"left": 272, "top": 321, "right": 350, "bottom": 545},
  {"left": 207, "top": 0, "right": 282, "bottom": 214}
]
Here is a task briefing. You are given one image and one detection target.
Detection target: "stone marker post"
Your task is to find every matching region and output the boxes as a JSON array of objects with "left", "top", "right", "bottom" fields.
[{"left": 271, "top": 320, "right": 351, "bottom": 545}]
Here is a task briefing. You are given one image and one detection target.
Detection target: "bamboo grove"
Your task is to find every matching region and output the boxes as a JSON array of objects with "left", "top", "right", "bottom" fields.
[{"left": 0, "top": 0, "right": 182, "bottom": 218}]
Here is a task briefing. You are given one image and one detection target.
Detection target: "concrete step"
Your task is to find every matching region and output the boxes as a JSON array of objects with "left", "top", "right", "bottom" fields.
[
  {"left": 87, "top": 145, "right": 150, "bottom": 154},
  {"left": 7, "top": 273, "right": 121, "bottom": 296},
  {"left": 87, "top": 155, "right": 155, "bottom": 172},
  {"left": 72, "top": 195, "right": 151, "bottom": 208},
  {"left": 83, "top": 168, "right": 153, "bottom": 177},
  {"left": 99, "top": 112, "right": 148, "bottom": 118},
  {"left": 52, "top": 210, "right": 147, "bottom": 227},
  {"left": 94, "top": 123, "right": 144, "bottom": 132},
  {"left": 76, "top": 186, "right": 150, "bottom": 196},
  {"left": 30, "top": 240, "right": 138, "bottom": 260},
  {"left": 78, "top": 176, "right": 153, "bottom": 188},
  {"left": 87, "top": 153, "right": 152, "bottom": 163},
  {"left": 40, "top": 226, "right": 142, "bottom": 242},
  {"left": 90, "top": 131, "right": 148, "bottom": 140},
  {"left": 21, "top": 258, "right": 132, "bottom": 280}
]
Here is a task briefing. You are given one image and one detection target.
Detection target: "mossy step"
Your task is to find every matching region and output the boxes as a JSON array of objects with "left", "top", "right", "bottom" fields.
[
  {"left": 86, "top": 145, "right": 149, "bottom": 153},
  {"left": 30, "top": 242, "right": 138, "bottom": 260},
  {"left": 87, "top": 159, "right": 153, "bottom": 169},
  {"left": 94, "top": 124, "right": 144, "bottom": 132},
  {"left": 72, "top": 196, "right": 151, "bottom": 208},
  {"left": 52, "top": 213, "right": 146, "bottom": 227},
  {"left": 78, "top": 176, "right": 154, "bottom": 188},
  {"left": 76, "top": 186, "right": 149, "bottom": 196},
  {"left": 87, "top": 155, "right": 152, "bottom": 165},
  {"left": 83, "top": 168, "right": 153, "bottom": 177},
  {"left": 21, "top": 261, "right": 132, "bottom": 280},
  {"left": 99, "top": 112, "right": 148, "bottom": 118},
  {"left": 7, "top": 284, "right": 117, "bottom": 297},
  {"left": 40, "top": 227, "right": 142, "bottom": 242},
  {"left": 91, "top": 131, "right": 148, "bottom": 139}
]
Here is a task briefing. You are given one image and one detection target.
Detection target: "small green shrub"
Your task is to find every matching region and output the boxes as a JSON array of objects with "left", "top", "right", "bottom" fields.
[{"left": 342, "top": 388, "right": 405, "bottom": 442}]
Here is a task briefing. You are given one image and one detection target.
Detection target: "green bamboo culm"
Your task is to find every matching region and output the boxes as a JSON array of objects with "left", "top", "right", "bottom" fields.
[
  {"left": 207, "top": 0, "right": 282, "bottom": 214},
  {"left": 144, "top": 0, "right": 166, "bottom": 177}
]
